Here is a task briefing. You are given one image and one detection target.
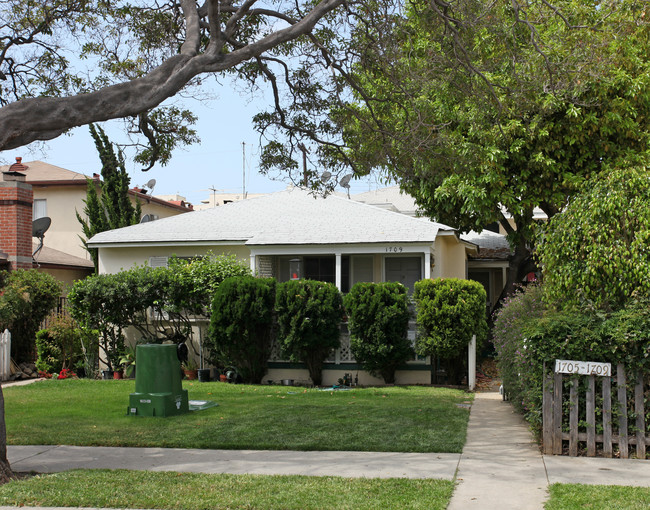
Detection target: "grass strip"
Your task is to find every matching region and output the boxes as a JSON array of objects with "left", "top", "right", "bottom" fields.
[
  {"left": 6, "top": 380, "right": 471, "bottom": 453},
  {"left": 546, "top": 483, "right": 650, "bottom": 510},
  {"left": 0, "top": 469, "right": 454, "bottom": 510}
]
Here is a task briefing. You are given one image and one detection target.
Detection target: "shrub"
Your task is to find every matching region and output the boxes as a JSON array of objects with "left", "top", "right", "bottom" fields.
[
  {"left": 275, "top": 280, "right": 343, "bottom": 385},
  {"left": 537, "top": 163, "right": 650, "bottom": 311},
  {"left": 208, "top": 276, "right": 276, "bottom": 384},
  {"left": 343, "top": 282, "right": 413, "bottom": 384},
  {"left": 35, "top": 316, "right": 84, "bottom": 374},
  {"left": 0, "top": 269, "right": 61, "bottom": 361}
]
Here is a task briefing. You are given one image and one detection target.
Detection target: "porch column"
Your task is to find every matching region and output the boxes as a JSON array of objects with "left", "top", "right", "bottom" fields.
[
  {"left": 249, "top": 253, "right": 256, "bottom": 274},
  {"left": 424, "top": 251, "right": 431, "bottom": 279},
  {"left": 335, "top": 253, "right": 342, "bottom": 290}
]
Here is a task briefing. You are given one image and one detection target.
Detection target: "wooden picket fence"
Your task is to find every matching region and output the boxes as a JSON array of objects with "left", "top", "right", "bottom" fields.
[{"left": 542, "top": 363, "right": 648, "bottom": 459}]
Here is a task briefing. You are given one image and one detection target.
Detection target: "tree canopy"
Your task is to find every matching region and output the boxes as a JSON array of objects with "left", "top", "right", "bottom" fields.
[
  {"left": 0, "top": 0, "right": 348, "bottom": 167},
  {"left": 256, "top": 0, "right": 650, "bottom": 299},
  {"left": 537, "top": 161, "right": 650, "bottom": 312}
]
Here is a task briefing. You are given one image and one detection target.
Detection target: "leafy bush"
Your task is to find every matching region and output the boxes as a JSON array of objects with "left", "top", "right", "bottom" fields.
[
  {"left": 275, "top": 280, "right": 343, "bottom": 385},
  {"left": 414, "top": 278, "right": 488, "bottom": 359},
  {"left": 537, "top": 163, "right": 650, "bottom": 311},
  {"left": 68, "top": 253, "right": 251, "bottom": 368},
  {"left": 208, "top": 276, "right": 276, "bottom": 383},
  {"left": 0, "top": 269, "right": 61, "bottom": 361},
  {"left": 35, "top": 316, "right": 84, "bottom": 374},
  {"left": 494, "top": 284, "right": 650, "bottom": 432},
  {"left": 343, "top": 282, "right": 413, "bottom": 383}
]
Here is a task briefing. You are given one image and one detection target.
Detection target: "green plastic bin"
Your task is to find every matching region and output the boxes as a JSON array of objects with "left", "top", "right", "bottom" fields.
[{"left": 127, "top": 344, "right": 189, "bottom": 417}]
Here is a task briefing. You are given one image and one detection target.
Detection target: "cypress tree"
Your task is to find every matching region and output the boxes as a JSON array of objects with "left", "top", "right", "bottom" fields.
[{"left": 77, "top": 124, "right": 142, "bottom": 269}]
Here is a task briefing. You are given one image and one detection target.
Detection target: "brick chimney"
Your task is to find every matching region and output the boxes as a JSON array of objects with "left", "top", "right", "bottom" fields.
[{"left": 0, "top": 165, "right": 34, "bottom": 270}]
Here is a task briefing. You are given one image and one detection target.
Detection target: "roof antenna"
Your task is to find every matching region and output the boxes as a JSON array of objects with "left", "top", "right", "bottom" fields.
[{"left": 32, "top": 217, "right": 52, "bottom": 264}]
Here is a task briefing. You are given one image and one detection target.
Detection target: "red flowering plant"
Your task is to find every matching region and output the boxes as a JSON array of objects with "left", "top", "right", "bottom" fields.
[
  {"left": 37, "top": 370, "right": 52, "bottom": 379},
  {"left": 56, "top": 368, "right": 76, "bottom": 380}
]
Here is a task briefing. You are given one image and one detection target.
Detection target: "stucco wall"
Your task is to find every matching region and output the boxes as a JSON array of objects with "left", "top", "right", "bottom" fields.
[
  {"left": 432, "top": 235, "right": 467, "bottom": 279},
  {"left": 34, "top": 186, "right": 89, "bottom": 259},
  {"left": 98, "top": 244, "right": 251, "bottom": 274}
]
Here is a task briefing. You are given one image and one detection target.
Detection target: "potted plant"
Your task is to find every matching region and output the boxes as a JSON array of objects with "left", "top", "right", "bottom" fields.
[{"left": 182, "top": 358, "right": 198, "bottom": 380}]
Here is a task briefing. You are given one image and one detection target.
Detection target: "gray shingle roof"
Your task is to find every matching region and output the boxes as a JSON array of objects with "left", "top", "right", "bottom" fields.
[{"left": 88, "top": 188, "right": 455, "bottom": 247}]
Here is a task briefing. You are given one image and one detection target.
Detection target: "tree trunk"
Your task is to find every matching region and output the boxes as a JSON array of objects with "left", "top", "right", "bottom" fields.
[{"left": 0, "top": 386, "right": 16, "bottom": 484}]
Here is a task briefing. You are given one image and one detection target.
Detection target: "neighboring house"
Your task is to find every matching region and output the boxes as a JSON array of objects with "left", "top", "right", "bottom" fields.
[
  {"left": 0, "top": 158, "right": 194, "bottom": 261},
  {"left": 0, "top": 170, "right": 94, "bottom": 301},
  {"left": 88, "top": 187, "right": 479, "bottom": 385},
  {"left": 0, "top": 158, "right": 194, "bottom": 300},
  {"left": 194, "top": 191, "right": 267, "bottom": 210}
]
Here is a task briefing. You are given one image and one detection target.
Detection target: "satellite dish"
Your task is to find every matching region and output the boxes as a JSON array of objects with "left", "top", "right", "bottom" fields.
[
  {"left": 339, "top": 174, "right": 352, "bottom": 188},
  {"left": 32, "top": 217, "right": 51, "bottom": 238},
  {"left": 320, "top": 171, "right": 332, "bottom": 183},
  {"left": 140, "top": 214, "right": 153, "bottom": 223},
  {"left": 146, "top": 179, "right": 156, "bottom": 190},
  {"left": 32, "top": 217, "right": 51, "bottom": 262}
]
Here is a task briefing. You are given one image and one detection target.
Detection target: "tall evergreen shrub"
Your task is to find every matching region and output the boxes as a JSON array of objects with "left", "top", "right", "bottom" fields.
[
  {"left": 344, "top": 282, "right": 413, "bottom": 383},
  {"left": 208, "top": 276, "right": 276, "bottom": 384},
  {"left": 414, "top": 278, "right": 487, "bottom": 384},
  {"left": 275, "top": 280, "right": 343, "bottom": 385}
]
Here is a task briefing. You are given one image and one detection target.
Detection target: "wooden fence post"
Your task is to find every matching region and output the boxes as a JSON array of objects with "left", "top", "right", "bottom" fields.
[
  {"left": 617, "top": 364, "right": 628, "bottom": 459},
  {"left": 542, "top": 364, "right": 554, "bottom": 454},
  {"left": 603, "top": 374, "right": 613, "bottom": 458},
  {"left": 635, "top": 371, "right": 646, "bottom": 459},
  {"left": 586, "top": 375, "right": 596, "bottom": 457},
  {"left": 569, "top": 377, "right": 579, "bottom": 457},
  {"left": 553, "top": 371, "right": 563, "bottom": 455}
]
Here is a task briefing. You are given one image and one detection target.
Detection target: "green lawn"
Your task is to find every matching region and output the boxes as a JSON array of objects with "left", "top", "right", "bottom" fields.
[
  {"left": 546, "top": 484, "right": 650, "bottom": 509},
  {"left": 0, "top": 469, "right": 454, "bottom": 510},
  {"left": 5, "top": 379, "right": 471, "bottom": 453}
]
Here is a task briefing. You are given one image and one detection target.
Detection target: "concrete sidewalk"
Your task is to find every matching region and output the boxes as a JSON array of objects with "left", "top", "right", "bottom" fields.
[{"left": 6, "top": 390, "right": 650, "bottom": 510}]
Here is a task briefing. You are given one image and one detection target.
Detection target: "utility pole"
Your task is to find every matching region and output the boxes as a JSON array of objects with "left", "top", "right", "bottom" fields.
[{"left": 297, "top": 143, "right": 309, "bottom": 187}]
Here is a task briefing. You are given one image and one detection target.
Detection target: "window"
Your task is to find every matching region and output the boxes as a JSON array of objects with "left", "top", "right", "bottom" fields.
[
  {"left": 305, "top": 256, "right": 335, "bottom": 283},
  {"left": 33, "top": 199, "right": 47, "bottom": 220}
]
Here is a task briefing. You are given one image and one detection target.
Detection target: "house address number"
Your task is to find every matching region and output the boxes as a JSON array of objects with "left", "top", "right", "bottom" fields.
[
  {"left": 385, "top": 247, "right": 404, "bottom": 253},
  {"left": 555, "top": 359, "right": 611, "bottom": 377}
]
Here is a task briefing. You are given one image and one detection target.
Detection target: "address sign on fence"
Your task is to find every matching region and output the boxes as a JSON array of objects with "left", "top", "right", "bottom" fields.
[{"left": 554, "top": 359, "right": 612, "bottom": 376}]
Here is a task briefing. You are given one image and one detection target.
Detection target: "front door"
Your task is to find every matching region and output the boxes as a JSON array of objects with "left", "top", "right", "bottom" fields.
[{"left": 385, "top": 256, "right": 422, "bottom": 294}]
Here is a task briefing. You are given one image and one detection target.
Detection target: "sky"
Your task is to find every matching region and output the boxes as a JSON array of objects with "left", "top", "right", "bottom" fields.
[{"left": 3, "top": 79, "right": 385, "bottom": 208}]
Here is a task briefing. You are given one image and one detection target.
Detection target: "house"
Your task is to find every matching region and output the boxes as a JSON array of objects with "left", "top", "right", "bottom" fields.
[
  {"left": 88, "top": 187, "right": 480, "bottom": 385},
  {"left": 0, "top": 158, "right": 194, "bottom": 297},
  {"left": 350, "top": 186, "right": 511, "bottom": 312},
  {"left": 0, "top": 158, "right": 194, "bottom": 261}
]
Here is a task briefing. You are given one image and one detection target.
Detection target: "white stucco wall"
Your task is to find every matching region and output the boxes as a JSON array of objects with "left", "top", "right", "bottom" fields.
[{"left": 97, "top": 244, "right": 251, "bottom": 274}]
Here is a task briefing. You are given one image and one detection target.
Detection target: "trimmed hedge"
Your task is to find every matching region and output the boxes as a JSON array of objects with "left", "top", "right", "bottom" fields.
[
  {"left": 208, "top": 276, "right": 276, "bottom": 384},
  {"left": 344, "top": 282, "right": 413, "bottom": 384},
  {"left": 275, "top": 280, "right": 343, "bottom": 385}
]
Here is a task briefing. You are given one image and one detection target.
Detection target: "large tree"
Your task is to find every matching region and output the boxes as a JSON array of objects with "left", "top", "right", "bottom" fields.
[
  {"left": 0, "top": 0, "right": 348, "bottom": 167},
  {"left": 0, "top": 0, "right": 350, "bottom": 483},
  {"left": 255, "top": 0, "right": 650, "bottom": 302}
]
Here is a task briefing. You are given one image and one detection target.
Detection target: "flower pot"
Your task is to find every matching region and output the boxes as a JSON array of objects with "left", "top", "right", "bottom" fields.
[
  {"left": 184, "top": 370, "right": 198, "bottom": 380},
  {"left": 113, "top": 370, "right": 123, "bottom": 380},
  {"left": 197, "top": 368, "right": 211, "bottom": 382},
  {"left": 219, "top": 374, "right": 228, "bottom": 382},
  {"left": 102, "top": 370, "right": 114, "bottom": 380}
]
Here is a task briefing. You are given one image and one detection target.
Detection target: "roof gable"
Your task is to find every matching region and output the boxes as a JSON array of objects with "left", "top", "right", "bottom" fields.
[{"left": 89, "top": 188, "right": 456, "bottom": 246}]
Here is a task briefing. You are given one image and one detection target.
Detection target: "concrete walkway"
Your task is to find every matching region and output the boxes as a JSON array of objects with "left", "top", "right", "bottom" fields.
[{"left": 6, "top": 390, "right": 650, "bottom": 510}]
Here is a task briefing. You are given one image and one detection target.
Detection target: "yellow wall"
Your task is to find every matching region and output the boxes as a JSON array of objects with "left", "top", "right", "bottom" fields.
[
  {"left": 34, "top": 185, "right": 190, "bottom": 261},
  {"left": 432, "top": 236, "right": 467, "bottom": 279},
  {"left": 34, "top": 186, "right": 89, "bottom": 259},
  {"left": 36, "top": 267, "right": 93, "bottom": 295}
]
